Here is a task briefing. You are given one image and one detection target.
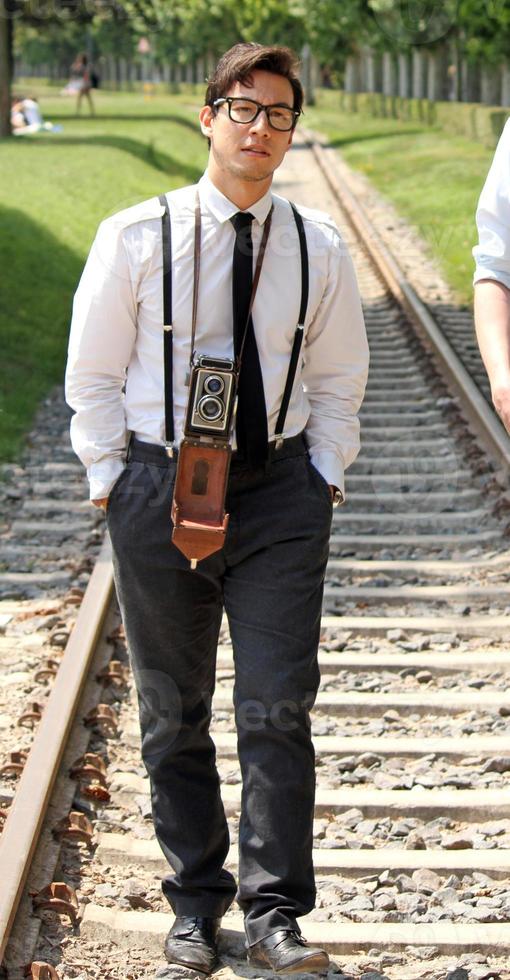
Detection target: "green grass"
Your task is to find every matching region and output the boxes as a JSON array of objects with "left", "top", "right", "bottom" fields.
[
  {"left": 305, "top": 90, "right": 495, "bottom": 305},
  {"left": 0, "top": 84, "right": 207, "bottom": 461}
]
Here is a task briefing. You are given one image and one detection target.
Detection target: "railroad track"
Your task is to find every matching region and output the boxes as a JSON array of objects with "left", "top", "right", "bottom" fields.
[{"left": 2, "top": 131, "right": 510, "bottom": 980}]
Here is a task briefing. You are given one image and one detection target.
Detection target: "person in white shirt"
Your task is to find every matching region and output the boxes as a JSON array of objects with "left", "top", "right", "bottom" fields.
[
  {"left": 474, "top": 118, "right": 510, "bottom": 434},
  {"left": 66, "top": 42, "right": 368, "bottom": 975}
]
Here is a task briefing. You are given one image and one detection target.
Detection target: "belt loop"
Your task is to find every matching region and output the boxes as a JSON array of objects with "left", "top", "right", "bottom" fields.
[{"left": 125, "top": 432, "right": 133, "bottom": 462}]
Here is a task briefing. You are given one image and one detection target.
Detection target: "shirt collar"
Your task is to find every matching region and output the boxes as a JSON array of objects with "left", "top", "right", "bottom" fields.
[{"left": 198, "top": 171, "right": 273, "bottom": 226}]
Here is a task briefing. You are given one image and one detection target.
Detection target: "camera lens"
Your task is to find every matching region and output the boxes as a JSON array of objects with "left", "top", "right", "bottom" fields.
[
  {"left": 197, "top": 395, "right": 224, "bottom": 422},
  {"left": 204, "top": 375, "right": 224, "bottom": 395}
]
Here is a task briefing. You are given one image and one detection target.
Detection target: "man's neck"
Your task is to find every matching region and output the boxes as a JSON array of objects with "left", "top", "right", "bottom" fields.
[{"left": 206, "top": 166, "right": 271, "bottom": 211}]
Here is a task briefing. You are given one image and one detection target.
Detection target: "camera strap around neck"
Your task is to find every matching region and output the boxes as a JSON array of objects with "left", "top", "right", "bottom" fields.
[
  {"left": 190, "top": 191, "right": 273, "bottom": 369},
  {"left": 159, "top": 192, "right": 308, "bottom": 454}
]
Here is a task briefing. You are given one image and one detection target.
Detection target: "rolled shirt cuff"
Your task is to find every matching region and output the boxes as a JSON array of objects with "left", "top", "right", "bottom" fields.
[
  {"left": 308, "top": 449, "right": 345, "bottom": 501},
  {"left": 473, "top": 263, "right": 510, "bottom": 291},
  {"left": 87, "top": 458, "right": 126, "bottom": 501}
]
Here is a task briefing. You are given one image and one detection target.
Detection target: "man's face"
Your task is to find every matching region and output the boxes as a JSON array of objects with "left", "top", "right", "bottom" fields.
[{"left": 200, "top": 69, "right": 296, "bottom": 186}]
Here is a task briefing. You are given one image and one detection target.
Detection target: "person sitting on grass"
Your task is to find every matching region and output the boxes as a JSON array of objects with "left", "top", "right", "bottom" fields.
[{"left": 10, "top": 95, "right": 62, "bottom": 135}]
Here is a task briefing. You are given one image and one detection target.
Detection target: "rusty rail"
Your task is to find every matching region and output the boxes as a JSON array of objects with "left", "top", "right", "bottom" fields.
[{"left": 0, "top": 538, "right": 114, "bottom": 964}]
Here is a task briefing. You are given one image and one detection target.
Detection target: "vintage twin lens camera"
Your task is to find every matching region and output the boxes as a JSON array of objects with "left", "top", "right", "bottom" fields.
[
  {"left": 184, "top": 355, "right": 237, "bottom": 441},
  {"left": 174, "top": 354, "right": 238, "bottom": 566}
]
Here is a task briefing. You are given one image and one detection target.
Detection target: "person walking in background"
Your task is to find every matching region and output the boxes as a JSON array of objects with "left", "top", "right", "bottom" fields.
[
  {"left": 69, "top": 53, "right": 95, "bottom": 116},
  {"left": 66, "top": 42, "right": 368, "bottom": 974},
  {"left": 473, "top": 119, "right": 510, "bottom": 434}
]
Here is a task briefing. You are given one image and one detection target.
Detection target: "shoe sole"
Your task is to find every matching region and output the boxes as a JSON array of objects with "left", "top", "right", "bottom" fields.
[
  {"left": 164, "top": 952, "right": 218, "bottom": 975},
  {"left": 248, "top": 952, "right": 330, "bottom": 975}
]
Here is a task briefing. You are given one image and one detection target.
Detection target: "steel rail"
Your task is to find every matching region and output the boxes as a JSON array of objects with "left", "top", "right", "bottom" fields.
[
  {"left": 0, "top": 537, "right": 114, "bottom": 965},
  {"left": 305, "top": 129, "right": 510, "bottom": 476}
]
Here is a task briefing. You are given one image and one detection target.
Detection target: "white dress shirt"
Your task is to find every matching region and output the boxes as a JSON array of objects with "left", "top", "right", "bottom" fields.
[
  {"left": 66, "top": 172, "right": 369, "bottom": 500},
  {"left": 474, "top": 119, "right": 510, "bottom": 288}
]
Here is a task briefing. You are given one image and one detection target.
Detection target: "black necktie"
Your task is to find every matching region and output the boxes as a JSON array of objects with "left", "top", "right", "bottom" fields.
[{"left": 231, "top": 211, "right": 268, "bottom": 465}]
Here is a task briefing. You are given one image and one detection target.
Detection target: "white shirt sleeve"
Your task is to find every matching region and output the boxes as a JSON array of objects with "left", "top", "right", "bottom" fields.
[
  {"left": 473, "top": 119, "right": 510, "bottom": 289},
  {"left": 303, "top": 227, "right": 369, "bottom": 498},
  {"left": 65, "top": 217, "right": 138, "bottom": 500}
]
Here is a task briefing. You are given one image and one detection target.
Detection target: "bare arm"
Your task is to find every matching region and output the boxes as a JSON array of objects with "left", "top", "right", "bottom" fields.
[{"left": 474, "top": 279, "right": 510, "bottom": 433}]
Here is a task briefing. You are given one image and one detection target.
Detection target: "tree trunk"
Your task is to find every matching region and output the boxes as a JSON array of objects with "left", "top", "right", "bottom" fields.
[{"left": 0, "top": 6, "right": 11, "bottom": 138}]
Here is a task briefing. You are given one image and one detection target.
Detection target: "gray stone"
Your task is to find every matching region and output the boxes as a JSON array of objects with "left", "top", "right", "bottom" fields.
[
  {"left": 469, "top": 970, "right": 502, "bottom": 980},
  {"left": 471, "top": 872, "right": 497, "bottom": 885},
  {"left": 405, "top": 945, "right": 440, "bottom": 959},
  {"left": 411, "top": 868, "right": 441, "bottom": 894},
  {"left": 404, "top": 832, "right": 427, "bottom": 850},
  {"left": 378, "top": 870, "right": 395, "bottom": 886},
  {"left": 337, "top": 756, "right": 358, "bottom": 772},
  {"left": 382, "top": 709, "right": 402, "bottom": 723},
  {"left": 468, "top": 907, "right": 501, "bottom": 922},
  {"left": 373, "top": 892, "right": 396, "bottom": 911},
  {"left": 394, "top": 874, "right": 417, "bottom": 893},
  {"left": 357, "top": 819, "right": 379, "bottom": 835},
  {"left": 444, "top": 873, "right": 461, "bottom": 888},
  {"left": 121, "top": 877, "right": 147, "bottom": 898},
  {"left": 338, "top": 807, "right": 364, "bottom": 827},
  {"left": 360, "top": 973, "right": 390, "bottom": 980},
  {"left": 446, "top": 970, "right": 469, "bottom": 980},
  {"left": 435, "top": 887, "right": 460, "bottom": 905},
  {"left": 134, "top": 794, "right": 153, "bottom": 819},
  {"left": 391, "top": 819, "right": 419, "bottom": 837},
  {"left": 395, "top": 893, "right": 424, "bottom": 914},
  {"left": 482, "top": 756, "right": 510, "bottom": 773},
  {"left": 443, "top": 834, "right": 474, "bottom": 849},
  {"left": 449, "top": 901, "right": 477, "bottom": 917},
  {"left": 95, "top": 883, "right": 120, "bottom": 899},
  {"left": 478, "top": 821, "right": 509, "bottom": 837},
  {"left": 342, "top": 894, "right": 374, "bottom": 911},
  {"left": 386, "top": 628, "right": 406, "bottom": 642},
  {"left": 356, "top": 753, "right": 383, "bottom": 768}
]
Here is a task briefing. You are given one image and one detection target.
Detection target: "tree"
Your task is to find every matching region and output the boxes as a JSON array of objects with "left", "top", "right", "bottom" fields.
[
  {"left": 305, "top": 0, "right": 372, "bottom": 81},
  {"left": 0, "top": 7, "right": 11, "bottom": 137}
]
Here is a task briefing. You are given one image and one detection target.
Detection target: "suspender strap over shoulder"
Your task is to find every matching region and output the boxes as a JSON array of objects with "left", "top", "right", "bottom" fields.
[
  {"left": 159, "top": 195, "right": 309, "bottom": 453},
  {"left": 274, "top": 202, "right": 309, "bottom": 443},
  {"left": 159, "top": 193, "right": 175, "bottom": 451}
]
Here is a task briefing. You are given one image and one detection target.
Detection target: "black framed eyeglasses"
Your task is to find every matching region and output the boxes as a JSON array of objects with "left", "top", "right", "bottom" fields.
[{"left": 212, "top": 97, "right": 300, "bottom": 132}]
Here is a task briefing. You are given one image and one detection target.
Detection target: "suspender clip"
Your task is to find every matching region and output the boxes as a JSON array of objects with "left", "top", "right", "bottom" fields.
[
  {"left": 164, "top": 324, "right": 173, "bottom": 332},
  {"left": 165, "top": 444, "right": 175, "bottom": 458},
  {"left": 274, "top": 437, "right": 284, "bottom": 450}
]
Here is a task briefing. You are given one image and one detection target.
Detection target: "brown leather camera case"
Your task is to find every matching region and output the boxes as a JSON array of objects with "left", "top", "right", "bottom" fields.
[{"left": 171, "top": 440, "right": 232, "bottom": 563}]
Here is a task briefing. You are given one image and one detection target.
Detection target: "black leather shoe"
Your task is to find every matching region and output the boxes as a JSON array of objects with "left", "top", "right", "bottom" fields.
[
  {"left": 247, "top": 929, "right": 330, "bottom": 974},
  {"left": 164, "top": 916, "right": 221, "bottom": 973}
]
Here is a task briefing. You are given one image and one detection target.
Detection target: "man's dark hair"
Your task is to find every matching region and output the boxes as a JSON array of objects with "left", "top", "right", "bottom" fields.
[{"left": 205, "top": 42, "right": 304, "bottom": 116}]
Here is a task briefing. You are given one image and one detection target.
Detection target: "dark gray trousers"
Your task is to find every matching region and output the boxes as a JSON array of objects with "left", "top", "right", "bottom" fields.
[{"left": 106, "top": 433, "right": 332, "bottom": 944}]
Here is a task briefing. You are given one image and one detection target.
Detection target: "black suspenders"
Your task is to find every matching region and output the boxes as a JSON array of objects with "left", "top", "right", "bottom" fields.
[
  {"left": 274, "top": 202, "right": 309, "bottom": 446},
  {"left": 159, "top": 196, "right": 309, "bottom": 451},
  {"left": 159, "top": 193, "right": 175, "bottom": 450}
]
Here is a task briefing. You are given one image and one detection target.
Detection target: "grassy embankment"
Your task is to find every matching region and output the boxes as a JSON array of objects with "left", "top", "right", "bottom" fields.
[
  {"left": 305, "top": 90, "right": 498, "bottom": 304},
  {"left": 0, "top": 84, "right": 207, "bottom": 462},
  {"left": 0, "top": 85, "right": 500, "bottom": 462}
]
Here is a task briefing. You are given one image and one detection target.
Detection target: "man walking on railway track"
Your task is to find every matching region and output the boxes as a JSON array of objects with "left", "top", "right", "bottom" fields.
[{"left": 66, "top": 42, "right": 368, "bottom": 974}]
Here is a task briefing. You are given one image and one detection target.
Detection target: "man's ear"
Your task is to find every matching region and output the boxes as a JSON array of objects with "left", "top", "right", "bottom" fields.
[{"left": 199, "top": 105, "right": 214, "bottom": 140}]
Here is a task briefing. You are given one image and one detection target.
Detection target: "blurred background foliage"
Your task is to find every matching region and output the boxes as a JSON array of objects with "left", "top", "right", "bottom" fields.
[{"left": 7, "top": 0, "right": 510, "bottom": 83}]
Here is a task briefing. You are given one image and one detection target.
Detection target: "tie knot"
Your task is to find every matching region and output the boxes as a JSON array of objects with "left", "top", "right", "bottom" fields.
[{"left": 231, "top": 211, "right": 254, "bottom": 234}]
